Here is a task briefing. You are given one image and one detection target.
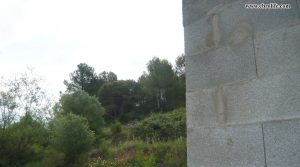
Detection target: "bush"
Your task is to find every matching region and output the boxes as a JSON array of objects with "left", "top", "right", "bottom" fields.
[
  {"left": 50, "top": 113, "right": 95, "bottom": 166},
  {"left": 109, "top": 121, "right": 128, "bottom": 145},
  {"left": 59, "top": 91, "right": 105, "bottom": 132},
  {"left": 0, "top": 114, "right": 49, "bottom": 167},
  {"left": 130, "top": 108, "right": 186, "bottom": 141}
]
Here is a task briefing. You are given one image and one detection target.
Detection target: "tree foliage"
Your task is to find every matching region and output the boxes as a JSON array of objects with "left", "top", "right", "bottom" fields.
[
  {"left": 138, "top": 57, "right": 184, "bottom": 112},
  {"left": 64, "top": 63, "right": 98, "bottom": 95},
  {"left": 58, "top": 91, "right": 105, "bottom": 132},
  {"left": 0, "top": 113, "right": 48, "bottom": 166},
  {"left": 0, "top": 55, "right": 187, "bottom": 166},
  {"left": 130, "top": 108, "right": 186, "bottom": 141},
  {"left": 98, "top": 71, "right": 117, "bottom": 83},
  {"left": 0, "top": 91, "right": 17, "bottom": 131},
  {"left": 64, "top": 63, "right": 117, "bottom": 96},
  {"left": 98, "top": 80, "right": 139, "bottom": 122},
  {"left": 0, "top": 70, "right": 53, "bottom": 129},
  {"left": 50, "top": 113, "right": 95, "bottom": 164},
  {"left": 175, "top": 54, "right": 185, "bottom": 79}
]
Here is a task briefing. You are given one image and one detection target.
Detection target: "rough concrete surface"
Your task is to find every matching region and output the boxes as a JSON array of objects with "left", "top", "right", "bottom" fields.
[
  {"left": 187, "top": 88, "right": 220, "bottom": 128},
  {"left": 182, "top": 0, "right": 239, "bottom": 26},
  {"left": 255, "top": 23, "right": 300, "bottom": 77},
  {"left": 184, "top": 0, "right": 300, "bottom": 166},
  {"left": 186, "top": 38, "right": 256, "bottom": 91},
  {"left": 264, "top": 119, "right": 300, "bottom": 167},
  {"left": 183, "top": 0, "right": 299, "bottom": 54},
  {"left": 187, "top": 124, "right": 265, "bottom": 167},
  {"left": 184, "top": 17, "right": 212, "bottom": 55},
  {"left": 223, "top": 70, "right": 300, "bottom": 125}
]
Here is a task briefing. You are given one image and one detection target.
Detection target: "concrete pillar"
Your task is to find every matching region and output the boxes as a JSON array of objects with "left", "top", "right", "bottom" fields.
[{"left": 183, "top": 0, "right": 300, "bottom": 166}]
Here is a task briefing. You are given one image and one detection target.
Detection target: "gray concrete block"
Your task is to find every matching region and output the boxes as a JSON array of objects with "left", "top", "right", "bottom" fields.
[
  {"left": 187, "top": 88, "right": 219, "bottom": 128},
  {"left": 223, "top": 70, "right": 300, "bottom": 125},
  {"left": 187, "top": 124, "right": 265, "bottom": 167},
  {"left": 220, "top": 0, "right": 299, "bottom": 35},
  {"left": 186, "top": 38, "right": 256, "bottom": 91},
  {"left": 255, "top": 24, "right": 300, "bottom": 77},
  {"left": 264, "top": 119, "right": 300, "bottom": 167},
  {"left": 182, "top": 0, "right": 238, "bottom": 26},
  {"left": 184, "top": 0, "right": 299, "bottom": 55},
  {"left": 184, "top": 18, "right": 211, "bottom": 55}
]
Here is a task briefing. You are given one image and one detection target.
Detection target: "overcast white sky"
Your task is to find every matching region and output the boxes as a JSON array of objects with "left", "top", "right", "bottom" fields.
[{"left": 0, "top": 0, "right": 184, "bottom": 99}]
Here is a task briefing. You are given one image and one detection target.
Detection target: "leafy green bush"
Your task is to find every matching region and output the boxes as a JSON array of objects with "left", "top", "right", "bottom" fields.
[
  {"left": 24, "top": 146, "right": 65, "bottom": 167},
  {"left": 130, "top": 108, "right": 186, "bottom": 141},
  {"left": 58, "top": 91, "right": 105, "bottom": 132},
  {"left": 109, "top": 121, "right": 128, "bottom": 145},
  {"left": 50, "top": 113, "right": 95, "bottom": 166},
  {"left": 160, "top": 138, "right": 187, "bottom": 167},
  {"left": 0, "top": 114, "right": 49, "bottom": 167}
]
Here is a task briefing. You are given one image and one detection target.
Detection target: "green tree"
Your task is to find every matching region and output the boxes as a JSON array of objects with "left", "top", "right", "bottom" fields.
[
  {"left": 0, "top": 70, "right": 53, "bottom": 125},
  {"left": 0, "top": 113, "right": 49, "bottom": 167},
  {"left": 98, "top": 71, "right": 117, "bottom": 83},
  {"left": 64, "top": 63, "right": 117, "bottom": 96},
  {"left": 173, "top": 54, "right": 186, "bottom": 108},
  {"left": 139, "top": 57, "right": 177, "bottom": 111},
  {"left": 0, "top": 70, "right": 54, "bottom": 166},
  {"left": 98, "top": 80, "right": 139, "bottom": 122},
  {"left": 0, "top": 91, "right": 17, "bottom": 131},
  {"left": 58, "top": 91, "right": 105, "bottom": 132},
  {"left": 64, "top": 63, "right": 98, "bottom": 95},
  {"left": 175, "top": 54, "right": 185, "bottom": 79},
  {"left": 50, "top": 113, "right": 95, "bottom": 166}
]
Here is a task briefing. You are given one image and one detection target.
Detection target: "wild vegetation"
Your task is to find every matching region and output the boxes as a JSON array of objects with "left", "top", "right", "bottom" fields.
[{"left": 0, "top": 55, "right": 186, "bottom": 167}]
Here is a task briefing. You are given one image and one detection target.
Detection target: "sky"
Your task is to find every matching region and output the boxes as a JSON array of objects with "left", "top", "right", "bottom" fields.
[{"left": 0, "top": 0, "right": 184, "bottom": 99}]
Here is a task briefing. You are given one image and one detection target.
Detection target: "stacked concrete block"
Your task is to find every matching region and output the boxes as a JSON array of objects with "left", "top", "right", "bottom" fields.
[
  {"left": 263, "top": 119, "right": 300, "bottom": 167},
  {"left": 183, "top": 0, "right": 300, "bottom": 166},
  {"left": 255, "top": 24, "right": 300, "bottom": 77},
  {"left": 188, "top": 125, "right": 265, "bottom": 167}
]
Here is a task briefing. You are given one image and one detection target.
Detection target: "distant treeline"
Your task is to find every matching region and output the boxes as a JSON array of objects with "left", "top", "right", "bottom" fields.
[{"left": 63, "top": 55, "right": 185, "bottom": 123}]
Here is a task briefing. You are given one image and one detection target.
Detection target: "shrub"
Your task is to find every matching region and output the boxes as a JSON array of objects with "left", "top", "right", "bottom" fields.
[
  {"left": 59, "top": 91, "right": 105, "bottom": 132},
  {"left": 0, "top": 114, "right": 49, "bottom": 167},
  {"left": 109, "top": 121, "right": 128, "bottom": 145},
  {"left": 130, "top": 108, "right": 186, "bottom": 141},
  {"left": 50, "top": 113, "right": 95, "bottom": 166}
]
